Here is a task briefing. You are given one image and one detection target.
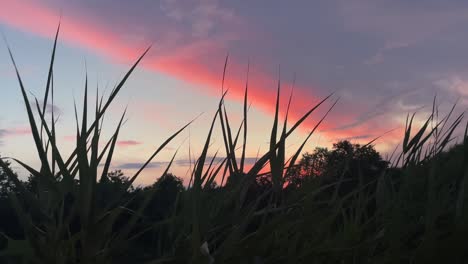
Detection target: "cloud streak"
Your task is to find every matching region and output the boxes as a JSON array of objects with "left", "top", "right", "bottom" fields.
[
  {"left": 1, "top": 0, "right": 441, "bottom": 149},
  {"left": 0, "top": 127, "right": 31, "bottom": 145},
  {"left": 116, "top": 156, "right": 259, "bottom": 170},
  {"left": 117, "top": 140, "right": 142, "bottom": 147}
]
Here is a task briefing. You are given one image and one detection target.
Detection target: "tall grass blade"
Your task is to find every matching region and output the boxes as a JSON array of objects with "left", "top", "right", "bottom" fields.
[
  {"left": 62, "top": 47, "right": 151, "bottom": 172},
  {"left": 222, "top": 105, "right": 239, "bottom": 172},
  {"left": 240, "top": 62, "right": 249, "bottom": 172},
  {"left": 128, "top": 117, "right": 196, "bottom": 188},
  {"left": 40, "top": 23, "right": 60, "bottom": 143},
  {"left": 287, "top": 98, "right": 338, "bottom": 175},
  {"left": 4, "top": 40, "right": 52, "bottom": 176}
]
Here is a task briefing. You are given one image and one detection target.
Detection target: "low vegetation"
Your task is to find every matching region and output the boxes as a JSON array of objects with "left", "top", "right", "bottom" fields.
[{"left": 0, "top": 28, "right": 467, "bottom": 264}]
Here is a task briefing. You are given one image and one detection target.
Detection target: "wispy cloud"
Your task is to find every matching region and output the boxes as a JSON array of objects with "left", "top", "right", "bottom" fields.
[
  {"left": 117, "top": 162, "right": 166, "bottom": 170},
  {"left": 333, "top": 134, "right": 374, "bottom": 142},
  {"left": 62, "top": 138, "right": 144, "bottom": 148},
  {"left": 174, "top": 156, "right": 258, "bottom": 167},
  {"left": 0, "top": 127, "right": 31, "bottom": 145},
  {"left": 0, "top": 0, "right": 369, "bottom": 142},
  {"left": 3, "top": 0, "right": 462, "bottom": 150},
  {"left": 434, "top": 75, "right": 468, "bottom": 106},
  {"left": 365, "top": 42, "right": 410, "bottom": 65},
  {"left": 160, "top": 0, "right": 239, "bottom": 38},
  {"left": 116, "top": 140, "right": 142, "bottom": 147},
  {"left": 116, "top": 155, "right": 258, "bottom": 170},
  {"left": 332, "top": 86, "right": 420, "bottom": 131},
  {"left": 0, "top": 127, "right": 31, "bottom": 136},
  {"left": 338, "top": 0, "right": 468, "bottom": 65},
  {"left": 63, "top": 135, "right": 75, "bottom": 142},
  {"left": 30, "top": 100, "right": 62, "bottom": 116},
  {"left": 340, "top": 0, "right": 468, "bottom": 45}
]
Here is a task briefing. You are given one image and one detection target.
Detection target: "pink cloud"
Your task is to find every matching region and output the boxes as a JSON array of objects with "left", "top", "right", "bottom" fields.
[
  {"left": 63, "top": 136, "right": 142, "bottom": 147},
  {"left": 0, "top": 127, "right": 31, "bottom": 137},
  {"left": 0, "top": 0, "right": 400, "bottom": 146},
  {"left": 117, "top": 140, "right": 142, "bottom": 147},
  {"left": 0, "top": 126, "right": 31, "bottom": 145},
  {"left": 62, "top": 135, "right": 75, "bottom": 142}
]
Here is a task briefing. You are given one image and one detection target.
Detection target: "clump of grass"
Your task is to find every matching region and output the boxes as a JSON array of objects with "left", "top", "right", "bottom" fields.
[
  {"left": 0, "top": 26, "right": 467, "bottom": 264},
  {"left": 0, "top": 26, "right": 194, "bottom": 263},
  {"left": 0, "top": 25, "right": 337, "bottom": 263}
]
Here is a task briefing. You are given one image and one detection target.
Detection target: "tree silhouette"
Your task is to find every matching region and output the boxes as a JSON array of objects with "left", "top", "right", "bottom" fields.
[
  {"left": 286, "top": 140, "right": 389, "bottom": 192},
  {"left": 143, "top": 173, "right": 184, "bottom": 221},
  {"left": 0, "top": 158, "right": 18, "bottom": 199},
  {"left": 0, "top": 157, "right": 22, "bottom": 252}
]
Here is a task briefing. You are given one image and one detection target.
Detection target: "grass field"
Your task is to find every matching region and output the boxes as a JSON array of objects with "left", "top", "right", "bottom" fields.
[{"left": 0, "top": 28, "right": 467, "bottom": 264}]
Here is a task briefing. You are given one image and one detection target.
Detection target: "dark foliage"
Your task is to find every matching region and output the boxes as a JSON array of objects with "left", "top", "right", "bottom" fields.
[{"left": 1, "top": 138, "right": 468, "bottom": 263}]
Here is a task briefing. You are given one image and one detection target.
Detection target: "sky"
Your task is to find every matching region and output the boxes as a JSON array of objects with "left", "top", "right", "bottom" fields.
[{"left": 0, "top": 0, "right": 467, "bottom": 185}]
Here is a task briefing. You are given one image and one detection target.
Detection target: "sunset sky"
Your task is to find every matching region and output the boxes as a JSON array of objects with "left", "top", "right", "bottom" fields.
[{"left": 1, "top": 0, "right": 467, "bottom": 185}]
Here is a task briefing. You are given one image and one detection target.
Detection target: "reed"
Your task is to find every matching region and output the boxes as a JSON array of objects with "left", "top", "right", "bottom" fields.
[{"left": 1, "top": 26, "right": 467, "bottom": 264}]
